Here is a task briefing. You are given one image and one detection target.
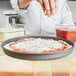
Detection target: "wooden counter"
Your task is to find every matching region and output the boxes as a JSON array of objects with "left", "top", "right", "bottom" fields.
[{"left": 0, "top": 35, "right": 76, "bottom": 76}]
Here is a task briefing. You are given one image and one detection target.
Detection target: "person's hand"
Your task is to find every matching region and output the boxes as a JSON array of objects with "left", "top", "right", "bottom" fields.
[
  {"left": 18, "top": 0, "right": 32, "bottom": 9},
  {"left": 37, "top": 0, "right": 58, "bottom": 17}
]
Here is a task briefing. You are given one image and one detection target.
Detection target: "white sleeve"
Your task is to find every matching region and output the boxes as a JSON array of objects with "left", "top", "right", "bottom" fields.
[
  {"left": 10, "top": 0, "right": 42, "bottom": 34},
  {"left": 60, "top": 0, "right": 74, "bottom": 25},
  {"left": 22, "top": 1, "right": 43, "bottom": 34}
]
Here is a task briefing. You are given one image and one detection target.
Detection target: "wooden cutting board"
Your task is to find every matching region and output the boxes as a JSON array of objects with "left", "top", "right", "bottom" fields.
[{"left": 0, "top": 34, "right": 76, "bottom": 76}]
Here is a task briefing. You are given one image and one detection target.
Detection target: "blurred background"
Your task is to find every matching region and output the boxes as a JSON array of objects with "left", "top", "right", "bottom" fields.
[{"left": 0, "top": 0, "right": 76, "bottom": 25}]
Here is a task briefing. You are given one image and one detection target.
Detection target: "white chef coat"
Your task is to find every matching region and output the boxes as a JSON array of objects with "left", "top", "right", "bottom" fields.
[{"left": 10, "top": 0, "right": 74, "bottom": 34}]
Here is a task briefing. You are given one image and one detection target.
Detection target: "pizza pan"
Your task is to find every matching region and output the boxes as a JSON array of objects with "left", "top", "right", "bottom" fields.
[{"left": 1, "top": 36, "right": 74, "bottom": 60}]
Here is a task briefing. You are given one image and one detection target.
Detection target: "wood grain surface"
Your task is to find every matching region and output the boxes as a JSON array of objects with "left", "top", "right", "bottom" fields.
[{"left": 0, "top": 34, "right": 76, "bottom": 76}]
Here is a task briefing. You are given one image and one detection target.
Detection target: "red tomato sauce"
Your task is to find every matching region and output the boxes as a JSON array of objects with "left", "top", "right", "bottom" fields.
[
  {"left": 56, "top": 29, "right": 76, "bottom": 42},
  {"left": 9, "top": 39, "right": 68, "bottom": 53}
]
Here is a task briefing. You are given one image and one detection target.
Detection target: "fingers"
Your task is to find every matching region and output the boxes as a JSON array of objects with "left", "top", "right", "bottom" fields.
[
  {"left": 49, "top": 0, "right": 56, "bottom": 15},
  {"left": 37, "top": 0, "right": 58, "bottom": 17},
  {"left": 43, "top": 0, "right": 51, "bottom": 17},
  {"left": 54, "top": 0, "right": 58, "bottom": 13}
]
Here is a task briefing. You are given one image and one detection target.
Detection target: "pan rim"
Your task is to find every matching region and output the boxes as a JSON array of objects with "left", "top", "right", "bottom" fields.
[{"left": 1, "top": 35, "right": 74, "bottom": 55}]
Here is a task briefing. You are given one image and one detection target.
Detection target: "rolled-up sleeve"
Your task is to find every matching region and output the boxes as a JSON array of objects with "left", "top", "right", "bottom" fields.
[{"left": 60, "top": 0, "right": 74, "bottom": 25}]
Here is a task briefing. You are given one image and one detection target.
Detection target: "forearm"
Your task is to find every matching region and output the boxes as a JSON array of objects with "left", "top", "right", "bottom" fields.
[{"left": 18, "top": 0, "right": 31, "bottom": 9}]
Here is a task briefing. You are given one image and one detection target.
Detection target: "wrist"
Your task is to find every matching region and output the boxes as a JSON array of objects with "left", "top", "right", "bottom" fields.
[{"left": 18, "top": 0, "right": 32, "bottom": 9}]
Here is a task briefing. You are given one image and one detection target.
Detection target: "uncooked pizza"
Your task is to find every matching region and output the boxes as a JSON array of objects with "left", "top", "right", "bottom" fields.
[{"left": 4, "top": 38, "right": 71, "bottom": 53}]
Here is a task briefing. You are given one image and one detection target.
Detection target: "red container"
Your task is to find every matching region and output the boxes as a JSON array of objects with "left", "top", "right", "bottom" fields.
[{"left": 56, "top": 26, "right": 76, "bottom": 42}]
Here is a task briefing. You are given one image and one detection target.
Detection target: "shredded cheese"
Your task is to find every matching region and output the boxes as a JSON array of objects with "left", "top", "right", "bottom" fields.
[{"left": 4, "top": 38, "right": 71, "bottom": 53}]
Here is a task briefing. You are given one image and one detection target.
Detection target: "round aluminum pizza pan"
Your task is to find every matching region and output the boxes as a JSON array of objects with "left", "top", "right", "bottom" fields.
[{"left": 1, "top": 36, "right": 74, "bottom": 60}]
